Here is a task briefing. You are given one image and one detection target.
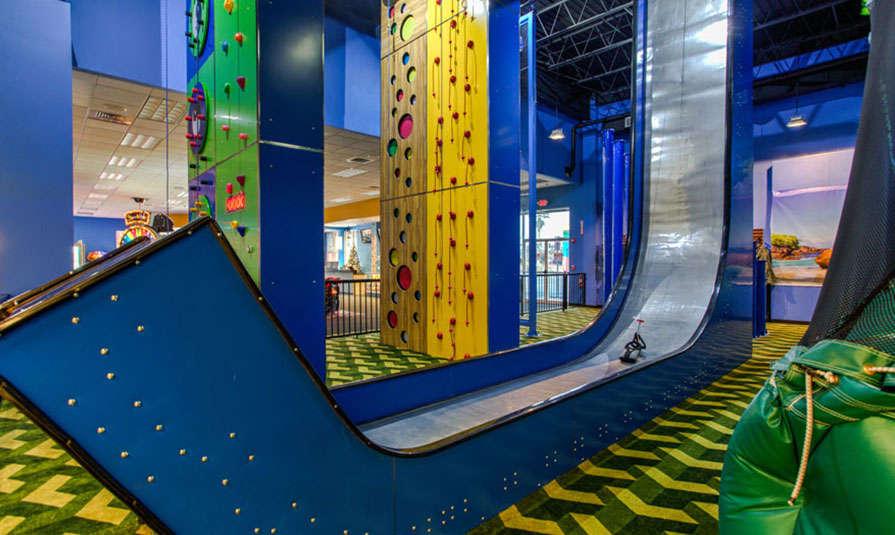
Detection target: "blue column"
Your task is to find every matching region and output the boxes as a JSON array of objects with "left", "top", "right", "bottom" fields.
[
  {"left": 623, "top": 151, "right": 631, "bottom": 241},
  {"left": 600, "top": 129, "right": 615, "bottom": 303},
  {"left": 0, "top": 1, "right": 73, "bottom": 297},
  {"left": 525, "top": 10, "right": 539, "bottom": 336},
  {"left": 612, "top": 140, "right": 626, "bottom": 283}
]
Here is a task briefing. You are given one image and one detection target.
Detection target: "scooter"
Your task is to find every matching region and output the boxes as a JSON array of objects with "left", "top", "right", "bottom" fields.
[{"left": 620, "top": 318, "right": 646, "bottom": 363}]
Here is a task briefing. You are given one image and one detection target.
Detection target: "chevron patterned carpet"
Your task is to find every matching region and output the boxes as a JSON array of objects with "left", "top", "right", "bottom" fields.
[
  {"left": 0, "top": 323, "right": 803, "bottom": 534},
  {"left": 468, "top": 323, "right": 807, "bottom": 535},
  {"left": 326, "top": 307, "right": 600, "bottom": 386}
]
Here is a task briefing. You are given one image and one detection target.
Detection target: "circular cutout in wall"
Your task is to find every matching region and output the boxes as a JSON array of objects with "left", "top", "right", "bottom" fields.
[
  {"left": 405, "top": 213, "right": 412, "bottom": 223},
  {"left": 396, "top": 89, "right": 404, "bottom": 102},
  {"left": 399, "top": 231, "right": 407, "bottom": 243},
  {"left": 407, "top": 67, "right": 416, "bottom": 83},
  {"left": 405, "top": 177, "right": 412, "bottom": 188},
  {"left": 391, "top": 107, "right": 397, "bottom": 117},
  {"left": 387, "top": 138, "right": 398, "bottom": 157},
  {"left": 400, "top": 3, "right": 407, "bottom": 14},
  {"left": 397, "top": 265, "right": 412, "bottom": 290},
  {"left": 414, "top": 290, "right": 421, "bottom": 301},
  {"left": 387, "top": 310, "right": 398, "bottom": 328},
  {"left": 410, "top": 95, "right": 417, "bottom": 105},
  {"left": 413, "top": 312, "right": 419, "bottom": 323},
  {"left": 393, "top": 208, "right": 400, "bottom": 218},
  {"left": 389, "top": 248, "right": 399, "bottom": 266},
  {"left": 411, "top": 251, "right": 418, "bottom": 262},
  {"left": 402, "top": 52, "right": 410, "bottom": 65},
  {"left": 391, "top": 292, "right": 399, "bottom": 304},
  {"left": 390, "top": 23, "right": 397, "bottom": 35},
  {"left": 400, "top": 16, "right": 415, "bottom": 41},
  {"left": 390, "top": 74, "right": 396, "bottom": 85},
  {"left": 398, "top": 114, "right": 413, "bottom": 139},
  {"left": 401, "top": 330, "right": 409, "bottom": 343},
  {"left": 394, "top": 167, "right": 401, "bottom": 178},
  {"left": 388, "top": 6, "right": 395, "bottom": 18},
  {"left": 404, "top": 147, "right": 412, "bottom": 160}
]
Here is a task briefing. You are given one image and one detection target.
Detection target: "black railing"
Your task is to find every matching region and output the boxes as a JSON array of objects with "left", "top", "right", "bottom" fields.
[
  {"left": 324, "top": 273, "right": 587, "bottom": 338},
  {"left": 325, "top": 279, "right": 381, "bottom": 338},
  {"left": 520, "top": 272, "right": 587, "bottom": 316}
]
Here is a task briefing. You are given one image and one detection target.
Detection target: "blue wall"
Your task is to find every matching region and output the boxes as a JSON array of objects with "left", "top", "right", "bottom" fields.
[
  {"left": 0, "top": 0, "right": 73, "bottom": 297},
  {"left": 754, "top": 82, "right": 864, "bottom": 322},
  {"left": 521, "top": 103, "right": 582, "bottom": 181},
  {"left": 65, "top": 0, "right": 185, "bottom": 91},
  {"left": 324, "top": 18, "right": 380, "bottom": 137},
  {"left": 74, "top": 217, "right": 126, "bottom": 253}
]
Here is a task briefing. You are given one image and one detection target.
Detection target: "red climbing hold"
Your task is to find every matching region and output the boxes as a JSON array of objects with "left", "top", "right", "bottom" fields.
[
  {"left": 222, "top": 125, "right": 230, "bottom": 132},
  {"left": 450, "top": 317, "right": 456, "bottom": 325},
  {"left": 437, "top": 332, "right": 443, "bottom": 340},
  {"left": 436, "top": 213, "right": 443, "bottom": 221},
  {"left": 450, "top": 19, "right": 457, "bottom": 28},
  {"left": 450, "top": 75, "right": 456, "bottom": 84},
  {"left": 453, "top": 111, "right": 460, "bottom": 120},
  {"left": 464, "top": 262, "right": 471, "bottom": 270},
  {"left": 191, "top": 87, "right": 199, "bottom": 94},
  {"left": 434, "top": 57, "right": 441, "bottom": 64},
  {"left": 186, "top": 134, "right": 194, "bottom": 140},
  {"left": 185, "top": 116, "right": 193, "bottom": 122},
  {"left": 449, "top": 211, "right": 456, "bottom": 220},
  {"left": 468, "top": 157, "right": 475, "bottom": 165},
  {"left": 467, "top": 292, "right": 475, "bottom": 300},
  {"left": 450, "top": 176, "right": 457, "bottom": 185},
  {"left": 464, "top": 83, "right": 471, "bottom": 92},
  {"left": 189, "top": 141, "right": 197, "bottom": 147},
  {"left": 434, "top": 165, "right": 441, "bottom": 174},
  {"left": 187, "top": 97, "right": 196, "bottom": 103},
  {"left": 464, "top": 130, "right": 471, "bottom": 138},
  {"left": 450, "top": 238, "right": 456, "bottom": 247},
  {"left": 437, "top": 262, "right": 443, "bottom": 270},
  {"left": 239, "top": 133, "right": 248, "bottom": 140},
  {"left": 467, "top": 210, "right": 474, "bottom": 218},
  {"left": 467, "top": 40, "right": 474, "bottom": 48},
  {"left": 464, "top": 353, "right": 471, "bottom": 359},
  {"left": 438, "top": 116, "right": 444, "bottom": 124},
  {"left": 236, "top": 76, "right": 246, "bottom": 90}
]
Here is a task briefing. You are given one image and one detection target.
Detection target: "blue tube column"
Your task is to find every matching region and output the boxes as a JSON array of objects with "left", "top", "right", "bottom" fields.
[
  {"left": 601, "top": 129, "right": 615, "bottom": 303},
  {"left": 612, "top": 140, "right": 626, "bottom": 283},
  {"left": 526, "top": 9, "right": 539, "bottom": 336},
  {"left": 623, "top": 151, "right": 630, "bottom": 240}
]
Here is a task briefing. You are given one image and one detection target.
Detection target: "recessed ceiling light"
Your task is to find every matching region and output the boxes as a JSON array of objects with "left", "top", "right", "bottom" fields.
[
  {"left": 332, "top": 168, "right": 368, "bottom": 178},
  {"left": 93, "top": 182, "right": 118, "bottom": 190},
  {"left": 108, "top": 156, "right": 141, "bottom": 168},
  {"left": 99, "top": 172, "right": 127, "bottom": 181},
  {"left": 347, "top": 156, "right": 373, "bottom": 164},
  {"left": 120, "top": 133, "right": 160, "bottom": 150},
  {"left": 87, "top": 193, "right": 109, "bottom": 200},
  {"left": 329, "top": 197, "right": 353, "bottom": 203}
]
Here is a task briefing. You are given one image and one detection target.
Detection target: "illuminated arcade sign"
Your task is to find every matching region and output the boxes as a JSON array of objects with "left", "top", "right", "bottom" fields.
[{"left": 226, "top": 191, "right": 246, "bottom": 213}]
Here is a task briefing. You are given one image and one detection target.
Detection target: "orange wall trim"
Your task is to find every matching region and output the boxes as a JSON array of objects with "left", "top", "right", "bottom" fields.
[{"left": 324, "top": 199, "right": 380, "bottom": 224}]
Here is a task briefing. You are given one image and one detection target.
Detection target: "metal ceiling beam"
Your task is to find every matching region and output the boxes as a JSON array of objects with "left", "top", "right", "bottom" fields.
[
  {"left": 537, "top": 2, "right": 633, "bottom": 45},
  {"left": 754, "top": 0, "right": 851, "bottom": 32},
  {"left": 576, "top": 64, "right": 630, "bottom": 84},
  {"left": 548, "top": 37, "right": 632, "bottom": 70}
]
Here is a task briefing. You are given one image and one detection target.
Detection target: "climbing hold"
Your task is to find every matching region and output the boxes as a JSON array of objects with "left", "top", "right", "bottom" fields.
[
  {"left": 467, "top": 40, "right": 474, "bottom": 48},
  {"left": 230, "top": 221, "right": 239, "bottom": 229},
  {"left": 465, "top": 262, "right": 471, "bottom": 270},
  {"left": 450, "top": 75, "right": 456, "bottom": 84},
  {"left": 236, "top": 226, "right": 246, "bottom": 237},
  {"left": 235, "top": 32, "right": 245, "bottom": 44},
  {"left": 224, "top": 82, "right": 231, "bottom": 94},
  {"left": 464, "top": 130, "right": 471, "bottom": 138},
  {"left": 453, "top": 111, "right": 460, "bottom": 120},
  {"left": 434, "top": 165, "right": 441, "bottom": 174},
  {"left": 185, "top": 116, "right": 193, "bottom": 122},
  {"left": 467, "top": 292, "right": 475, "bottom": 300},
  {"left": 187, "top": 97, "right": 195, "bottom": 103},
  {"left": 450, "top": 176, "right": 457, "bottom": 185},
  {"left": 450, "top": 19, "right": 457, "bottom": 28},
  {"left": 434, "top": 290, "right": 441, "bottom": 297},
  {"left": 436, "top": 213, "right": 442, "bottom": 221},
  {"left": 186, "top": 134, "right": 195, "bottom": 140},
  {"left": 237, "top": 76, "right": 246, "bottom": 89},
  {"left": 437, "top": 332, "right": 443, "bottom": 340},
  {"left": 464, "top": 353, "right": 470, "bottom": 359},
  {"left": 450, "top": 317, "right": 456, "bottom": 325},
  {"left": 437, "top": 262, "right": 443, "bottom": 270},
  {"left": 236, "top": 174, "right": 246, "bottom": 186},
  {"left": 226, "top": 183, "right": 233, "bottom": 194},
  {"left": 189, "top": 141, "right": 197, "bottom": 147},
  {"left": 468, "top": 157, "right": 475, "bottom": 165},
  {"left": 191, "top": 87, "right": 199, "bottom": 94},
  {"left": 222, "top": 41, "right": 229, "bottom": 53},
  {"left": 224, "top": 0, "right": 234, "bottom": 14},
  {"left": 222, "top": 125, "right": 230, "bottom": 132},
  {"left": 449, "top": 211, "right": 456, "bottom": 220},
  {"left": 450, "top": 238, "right": 456, "bottom": 247},
  {"left": 464, "top": 83, "right": 471, "bottom": 92},
  {"left": 467, "top": 210, "right": 474, "bottom": 218},
  {"left": 434, "top": 56, "right": 440, "bottom": 64},
  {"left": 239, "top": 133, "right": 248, "bottom": 140}
]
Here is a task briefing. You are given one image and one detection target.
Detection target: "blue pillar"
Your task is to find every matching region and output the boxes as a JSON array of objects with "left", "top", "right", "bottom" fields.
[
  {"left": 525, "top": 9, "right": 539, "bottom": 336},
  {"left": 0, "top": 1, "right": 73, "bottom": 297},
  {"left": 623, "top": 151, "right": 631, "bottom": 241},
  {"left": 600, "top": 129, "right": 615, "bottom": 303},
  {"left": 611, "top": 140, "right": 626, "bottom": 284}
]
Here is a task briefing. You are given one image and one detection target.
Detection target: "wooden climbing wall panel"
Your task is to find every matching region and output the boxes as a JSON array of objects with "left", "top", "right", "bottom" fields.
[{"left": 381, "top": 0, "right": 489, "bottom": 360}]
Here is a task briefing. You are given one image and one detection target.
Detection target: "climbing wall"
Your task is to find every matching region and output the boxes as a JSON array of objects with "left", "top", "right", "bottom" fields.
[
  {"left": 187, "top": 0, "right": 261, "bottom": 282},
  {"left": 381, "top": 0, "right": 489, "bottom": 359}
]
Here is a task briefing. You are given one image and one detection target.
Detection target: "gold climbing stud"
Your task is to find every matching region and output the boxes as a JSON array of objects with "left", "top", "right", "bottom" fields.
[
  {"left": 67, "top": 399, "right": 76, "bottom": 406},
  {"left": 222, "top": 478, "right": 229, "bottom": 486},
  {"left": 121, "top": 451, "right": 129, "bottom": 458},
  {"left": 97, "top": 427, "right": 106, "bottom": 434},
  {"left": 155, "top": 424, "right": 163, "bottom": 431},
  {"left": 147, "top": 476, "right": 154, "bottom": 483},
  {"left": 71, "top": 317, "right": 80, "bottom": 324},
  {"left": 864, "top": 363, "right": 876, "bottom": 375},
  {"left": 110, "top": 295, "right": 119, "bottom": 302},
  {"left": 201, "top": 456, "right": 208, "bottom": 463},
  {"left": 235, "top": 508, "right": 241, "bottom": 515},
  {"left": 229, "top": 432, "right": 236, "bottom": 439},
  {"left": 100, "top": 348, "right": 109, "bottom": 355},
  {"left": 179, "top": 449, "right": 187, "bottom": 456},
  {"left": 292, "top": 502, "right": 297, "bottom": 508},
  {"left": 310, "top": 518, "right": 316, "bottom": 523},
  {"left": 137, "top": 325, "right": 145, "bottom": 332},
  {"left": 248, "top": 454, "right": 255, "bottom": 461},
  {"left": 271, "top": 529, "right": 276, "bottom": 534},
  {"left": 254, "top": 529, "right": 260, "bottom": 534},
  {"left": 134, "top": 401, "right": 142, "bottom": 408},
  {"left": 106, "top": 372, "right": 115, "bottom": 380}
]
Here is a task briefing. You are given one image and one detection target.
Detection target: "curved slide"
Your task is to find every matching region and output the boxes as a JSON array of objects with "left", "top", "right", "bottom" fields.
[{"left": 0, "top": 0, "right": 751, "bottom": 533}]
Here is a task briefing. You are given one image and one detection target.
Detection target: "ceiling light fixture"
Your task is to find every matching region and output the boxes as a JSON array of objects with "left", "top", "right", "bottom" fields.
[
  {"left": 549, "top": 105, "right": 566, "bottom": 141},
  {"left": 787, "top": 81, "right": 808, "bottom": 129}
]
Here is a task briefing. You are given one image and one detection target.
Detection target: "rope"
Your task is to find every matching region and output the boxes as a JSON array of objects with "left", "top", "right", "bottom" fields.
[
  {"left": 865, "top": 365, "right": 895, "bottom": 375},
  {"left": 788, "top": 366, "right": 837, "bottom": 506}
]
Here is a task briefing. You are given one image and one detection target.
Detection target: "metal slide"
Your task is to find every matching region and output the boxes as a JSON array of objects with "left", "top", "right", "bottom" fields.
[{"left": 0, "top": 0, "right": 749, "bottom": 533}]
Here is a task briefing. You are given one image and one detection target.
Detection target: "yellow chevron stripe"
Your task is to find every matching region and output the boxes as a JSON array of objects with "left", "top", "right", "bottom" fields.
[
  {"left": 498, "top": 506, "right": 564, "bottom": 535},
  {"left": 651, "top": 417, "right": 699, "bottom": 430},
  {"left": 688, "top": 400, "right": 726, "bottom": 408},
  {"left": 578, "top": 460, "right": 635, "bottom": 480},
  {"left": 570, "top": 513, "right": 611, "bottom": 535},
  {"left": 637, "top": 465, "right": 718, "bottom": 495},
  {"left": 711, "top": 409, "right": 742, "bottom": 421},
  {"left": 661, "top": 448, "right": 724, "bottom": 471},
  {"left": 632, "top": 429, "right": 681, "bottom": 444},
  {"left": 0, "top": 430, "right": 27, "bottom": 451},
  {"left": 694, "top": 501, "right": 719, "bottom": 519},
  {"left": 669, "top": 407, "right": 714, "bottom": 418},
  {"left": 606, "top": 487, "right": 697, "bottom": 524},
  {"left": 681, "top": 433, "right": 727, "bottom": 451},
  {"left": 23, "top": 474, "right": 75, "bottom": 508},
  {"left": 0, "top": 465, "right": 25, "bottom": 494},
  {"left": 608, "top": 444, "right": 660, "bottom": 461},
  {"left": 25, "top": 438, "right": 65, "bottom": 459},
  {"left": 700, "top": 420, "right": 735, "bottom": 435},
  {"left": 0, "top": 516, "right": 23, "bottom": 535},
  {"left": 543, "top": 481, "right": 603, "bottom": 505},
  {"left": 75, "top": 489, "right": 130, "bottom": 525}
]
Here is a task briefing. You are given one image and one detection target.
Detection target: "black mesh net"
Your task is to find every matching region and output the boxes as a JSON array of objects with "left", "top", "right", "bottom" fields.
[{"left": 800, "top": 0, "right": 895, "bottom": 348}]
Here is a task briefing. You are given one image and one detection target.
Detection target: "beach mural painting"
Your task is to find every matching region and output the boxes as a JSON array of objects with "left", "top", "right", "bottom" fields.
[{"left": 768, "top": 149, "right": 853, "bottom": 286}]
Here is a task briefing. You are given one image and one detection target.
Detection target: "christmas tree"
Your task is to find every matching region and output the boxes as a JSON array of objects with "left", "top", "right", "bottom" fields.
[{"left": 346, "top": 245, "right": 363, "bottom": 274}]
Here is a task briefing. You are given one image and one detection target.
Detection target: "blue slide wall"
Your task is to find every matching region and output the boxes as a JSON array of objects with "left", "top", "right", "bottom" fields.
[
  {"left": 74, "top": 217, "right": 127, "bottom": 253},
  {"left": 0, "top": 0, "right": 73, "bottom": 297},
  {"left": 754, "top": 82, "right": 864, "bottom": 321}
]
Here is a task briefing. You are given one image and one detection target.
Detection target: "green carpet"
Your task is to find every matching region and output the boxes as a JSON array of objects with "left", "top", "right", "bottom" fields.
[
  {"left": 0, "top": 323, "right": 802, "bottom": 534},
  {"left": 326, "top": 307, "right": 601, "bottom": 386},
  {"left": 468, "top": 323, "right": 807, "bottom": 535}
]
